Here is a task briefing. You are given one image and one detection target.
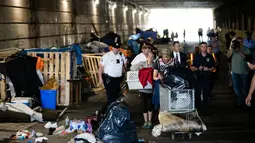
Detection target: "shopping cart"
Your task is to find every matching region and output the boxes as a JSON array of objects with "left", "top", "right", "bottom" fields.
[{"left": 159, "top": 84, "right": 195, "bottom": 139}]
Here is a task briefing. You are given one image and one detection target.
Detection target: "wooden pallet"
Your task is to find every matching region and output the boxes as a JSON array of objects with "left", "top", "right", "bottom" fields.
[
  {"left": 27, "top": 52, "right": 72, "bottom": 106},
  {"left": 82, "top": 53, "right": 104, "bottom": 90}
]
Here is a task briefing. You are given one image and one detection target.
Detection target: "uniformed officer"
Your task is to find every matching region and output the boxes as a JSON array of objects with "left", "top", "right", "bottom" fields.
[
  {"left": 192, "top": 42, "right": 216, "bottom": 109},
  {"left": 98, "top": 40, "right": 127, "bottom": 111}
]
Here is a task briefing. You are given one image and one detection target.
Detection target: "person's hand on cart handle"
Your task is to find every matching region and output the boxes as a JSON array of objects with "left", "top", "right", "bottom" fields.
[
  {"left": 203, "top": 67, "right": 209, "bottom": 71},
  {"left": 199, "top": 66, "right": 204, "bottom": 71},
  {"left": 190, "top": 66, "right": 198, "bottom": 71}
]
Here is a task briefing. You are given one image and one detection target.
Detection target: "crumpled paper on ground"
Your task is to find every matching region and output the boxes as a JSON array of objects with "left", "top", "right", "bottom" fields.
[
  {"left": 44, "top": 122, "right": 58, "bottom": 129},
  {"left": 151, "top": 124, "right": 163, "bottom": 137},
  {"left": 35, "top": 137, "right": 48, "bottom": 143}
]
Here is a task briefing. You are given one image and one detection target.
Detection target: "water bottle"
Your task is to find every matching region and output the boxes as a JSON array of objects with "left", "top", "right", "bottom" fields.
[
  {"left": 138, "top": 139, "right": 145, "bottom": 142},
  {"left": 16, "top": 136, "right": 25, "bottom": 140},
  {"left": 65, "top": 116, "right": 70, "bottom": 129},
  {"left": 31, "top": 130, "right": 36, "bottom": 138}
]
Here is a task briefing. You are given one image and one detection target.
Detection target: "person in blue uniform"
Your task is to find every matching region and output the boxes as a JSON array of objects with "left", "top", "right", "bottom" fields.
[{"left": 192, "top": 42, "right": 216, "bottom": 109}]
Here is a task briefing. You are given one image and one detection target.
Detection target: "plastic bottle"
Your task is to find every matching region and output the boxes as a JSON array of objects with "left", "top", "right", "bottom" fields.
[
  {"left": 16, "top": 136, "right": 25, "bottom": 140},
  {"left": 31, "top": 130, "right": 36, "bottom": 138},
  {"left": 65, "top": 116, "right": 70, "bottom": 129}
]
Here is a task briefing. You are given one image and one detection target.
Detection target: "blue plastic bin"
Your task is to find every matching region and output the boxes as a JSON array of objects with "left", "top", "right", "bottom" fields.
[{"left": 40, "top": 90, "right": 57, "bottom": 110}]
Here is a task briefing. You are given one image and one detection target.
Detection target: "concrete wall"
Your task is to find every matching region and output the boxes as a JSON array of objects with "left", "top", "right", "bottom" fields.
[
  {"left": 214, "top": 0, "right": 255, "bottom": 39},
  {"left": 0, "top": 0, "right": 149, "bottom": 49}
]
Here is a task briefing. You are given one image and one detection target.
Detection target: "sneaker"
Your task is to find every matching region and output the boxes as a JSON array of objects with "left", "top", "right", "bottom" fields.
[
  {"left": 147, "top": 122, "right": 152, "bottom": 129},
  {"left": 142, "top": 122, "right": 148, "bottom": 128}
]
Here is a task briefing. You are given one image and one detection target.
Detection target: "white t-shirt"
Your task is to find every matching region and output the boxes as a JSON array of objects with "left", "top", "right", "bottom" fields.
[
  {"left": 131, "top": 53, "right": 146, "bottom": 66},
  {"left": 100, "top": 51, "right": 127, "bottom": 78}
]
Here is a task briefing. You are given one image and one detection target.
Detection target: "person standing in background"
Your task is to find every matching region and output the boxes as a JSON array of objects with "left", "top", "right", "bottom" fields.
[
  {"left": 192, "top": 42, "right": 215, "bottom": 109},
  {"left": 198, "top": 27, "right": 203, "bottom": 42},
  {"left": 183, "top": 29, "right": 186, "bottom": 42},
  {"left": 171, "top": 41, "right": 187, "bottom": 67}
]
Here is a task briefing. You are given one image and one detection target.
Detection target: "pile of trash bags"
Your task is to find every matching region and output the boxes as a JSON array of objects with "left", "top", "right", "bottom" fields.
[
  {"left": 96, "top": 102, "right": 137, "bottom": 143},
  {"left": 152, "top": 111, "right": 207, "bottom": 137}
]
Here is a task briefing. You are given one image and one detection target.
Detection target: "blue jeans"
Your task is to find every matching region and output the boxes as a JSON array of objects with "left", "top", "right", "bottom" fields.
[{"left": 232, "top": 73, "right": 249, "bottom": 105}]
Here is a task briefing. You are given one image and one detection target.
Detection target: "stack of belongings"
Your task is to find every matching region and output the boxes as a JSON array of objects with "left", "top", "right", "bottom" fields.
[
  {"left": 83, "top": 41, "right": 109, "bottom": 53},
  {"left": 128, "top": 33, "right": 141, "bottom": 56},
  {"left": 152, "top": 111, "right": 207, "bottom": 137}
]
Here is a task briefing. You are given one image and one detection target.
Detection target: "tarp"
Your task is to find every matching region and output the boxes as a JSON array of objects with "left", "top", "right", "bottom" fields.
[
  {"left": 135, "top": 28, "right": 157, "bottom": 40},
  {"left": 22, "top": 44, "right": 83, "bottom": 65}
]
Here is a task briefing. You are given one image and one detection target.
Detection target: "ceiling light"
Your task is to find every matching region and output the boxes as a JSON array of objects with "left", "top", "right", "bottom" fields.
[
  {"left": 124, "top": 6, "right": 128, "bottom": 11},
  {"left": 133, "top": 9, "right": 137, "bottom": 14},
  {"left": 112, "top": 3, "right": 117, "bottom": 9},
  {"left": 94, "top": 0, "right": 99, "bottom": 6}
]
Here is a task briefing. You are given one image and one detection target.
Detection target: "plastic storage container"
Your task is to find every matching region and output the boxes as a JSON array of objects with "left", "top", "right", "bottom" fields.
[
  {"left": 40, "top": 90, "right": 57, "bottom": 110},
  {"left": 11, "top": 97, "right": 32, "bottom": 107},
  {"left": 126, "top": 71, "right": 152, "bottom": 90}
]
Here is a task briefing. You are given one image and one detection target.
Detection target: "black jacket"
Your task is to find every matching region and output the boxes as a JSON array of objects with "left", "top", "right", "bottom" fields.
[{"left": 171, "top": 52, "right": 187, "bottom": 67}]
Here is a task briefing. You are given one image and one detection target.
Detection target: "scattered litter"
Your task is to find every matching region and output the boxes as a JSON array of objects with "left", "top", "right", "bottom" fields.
[
  {"left": 11, "top": 130, "right": 31, "bottom": 140},
  {"left": 152, "top": 124, "right": 163, "bottom": 137},
  {"left": 53, "top": 125, "right": 65, "bottom": 135},
  {"left": 35, "top": 137, "right": 48, "bottom": 143},
  {"left": 65, "top": 120, "right": 92, "bottom": 133},
  {"left": 36, "top": 132, "right": 44, "bottom": 137},
  {"left": 44, "top": 122, "right": 58, "bottom": 129},
  {"left": 74, "top": 133, "right": 96, "bottom": 143}
]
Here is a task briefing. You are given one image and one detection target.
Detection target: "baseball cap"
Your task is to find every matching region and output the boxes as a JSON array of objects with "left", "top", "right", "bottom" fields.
[{"left": 161, "top": 48, "right": 171, "bottom": 58}]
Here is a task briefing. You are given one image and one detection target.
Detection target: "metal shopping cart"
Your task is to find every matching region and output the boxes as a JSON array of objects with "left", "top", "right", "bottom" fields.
[{"left": 159, "top": 84, "right": 196, "bottom": 139}]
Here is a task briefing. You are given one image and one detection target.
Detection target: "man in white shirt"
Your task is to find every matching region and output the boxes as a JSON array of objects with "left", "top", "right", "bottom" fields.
[
  {"left": 98, "top": 41, "right": 127, "bottom": 110},
  {"left": 171, "top": 41, "right": 187, "bottom": 67}
]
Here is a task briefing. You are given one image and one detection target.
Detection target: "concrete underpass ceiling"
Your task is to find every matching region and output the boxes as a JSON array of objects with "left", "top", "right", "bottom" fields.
[{"left": 130, "top": 0, "right": 224, "bottom": 9}]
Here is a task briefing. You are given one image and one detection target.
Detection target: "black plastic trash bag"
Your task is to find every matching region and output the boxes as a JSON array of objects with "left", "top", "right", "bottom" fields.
[
  {"left": 96, "top": 102, "right": 137, "bottom": 143},
  {"left": 163, "top": 74, "right": 186, "bottom": 89},
  {"left": 162, "top": 66, "right": 197, "bottom": 89}
]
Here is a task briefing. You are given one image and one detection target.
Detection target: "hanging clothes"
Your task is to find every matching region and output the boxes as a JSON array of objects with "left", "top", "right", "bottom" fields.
[
  {"left": 0, "top": 55, "right": 43, "bottom": 101},
  {"left": 36, "top": 56, "right": 44, "bottom": 71}
]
